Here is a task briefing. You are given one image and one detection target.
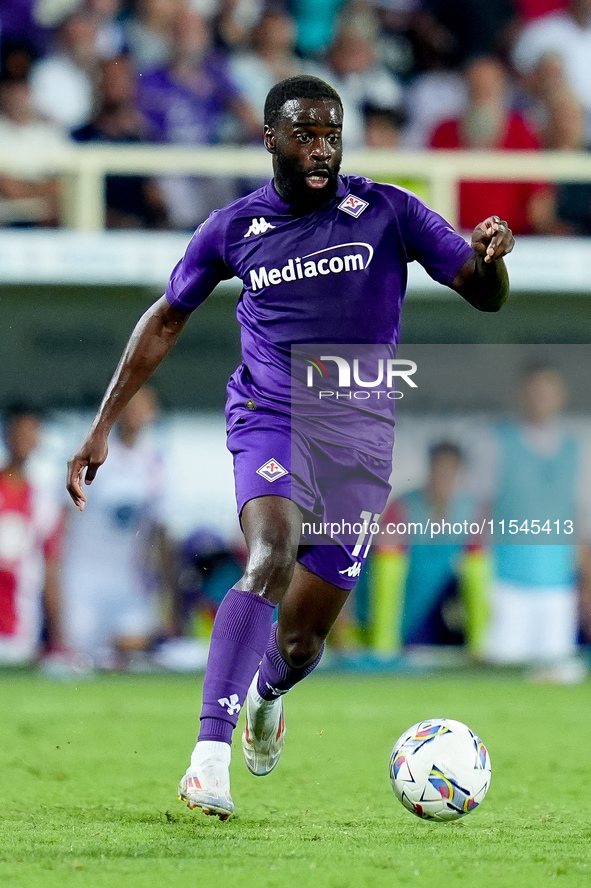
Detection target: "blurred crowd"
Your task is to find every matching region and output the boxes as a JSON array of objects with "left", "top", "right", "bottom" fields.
[
  {"left": 1, "top": 366, "right": 591, "bottom": 682},
  {"left": 1, "top": 0, "right": 591, "bottom": 232}
]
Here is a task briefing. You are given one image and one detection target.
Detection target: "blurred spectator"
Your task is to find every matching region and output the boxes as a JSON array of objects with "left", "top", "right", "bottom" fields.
[
  {"left": 363, "top": 102, "right": 426, "bottom": 198},
  {"left": 124, "top": 0, "right": 181, "bottom": 72},
  {"left": 212, "top": 0, "right": 265, "bottom": 53},
  {"left": 429, "top": 56, "right": 553, "bottom": 234},
  {"left": 318, "top": 19, "right": 404, "bottom": 150},
  {"left": 0, "top": 3, "right": 52, "bottom": 55},
  {"left": 370, "top": 1, "right": 418, "bottom": 81},
  {"left": 483, "top": 366, "right": 587, "bottom": 683},
  {"left": 0, "top": 404, "right": 64, "bottom": 664},
  {"left": 524, "top": 60, "right": 591, "bottom": 233},
  {"left": 62, "top": 387, "right": 172, "bottom": 669},
  {"left": 513, "top": 0, "right": 568, "bottom": 19},
  {"left": 30, "top": 12, "right": 100, "bottom": 130},
  {"left": 369, "top": 442, "right": 487, "bottom": 656},
  {"left": 364, "top": 105, "right": 405, "bottom": 148},
  {"left": 83, "top": 0, "right": 127, "bottom": 59},
  {"left": 288, "top": 0, "right": 348, "bottom": 58},
  {"left": 136, "top": 6, "right": 258, "bottom": 227},
  {"left": 0, "top": 70, "right": 68, "bottom": 226},
  {"left": 137, "top": 7, "right": 257, "bottom": 145},
  {"left": 401, "top": 68, "right": 468, "bottom": 149},
  {"left": 176, "top": 527, "right": 243, "bottom": 637},
  {"left": 0, "top": 36, "right": 37, "bottom": 81},
  {"left": 418, "top": 0, "right": 516, "bottom": 67},
  {"left": 512, "top": 0, "right": 591, "bottom": 143},
  {"left": 72, "top": 55, "right": 167, "bottom": 228},
  {"left": 231, "top": 7, "right": 303, "bottom": 119},
  {"left": 401, "top": 0, "right": 514, "bottom": 148},
  {"left": 547, "top": 110, "right": 591, "bottom": 233}
]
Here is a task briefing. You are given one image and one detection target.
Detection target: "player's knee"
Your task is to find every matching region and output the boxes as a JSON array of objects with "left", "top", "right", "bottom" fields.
[
  {"left": 244, "top": 536, "right": 297, "bottom": 596},
  {"left": 281, "top": 631, "right": 323, "bottom": 669}
]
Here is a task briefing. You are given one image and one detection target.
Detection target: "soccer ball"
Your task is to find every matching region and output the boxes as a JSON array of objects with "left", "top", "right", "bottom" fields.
[{"left": 389, "top": 718, "right": 491, "bottom": 822}]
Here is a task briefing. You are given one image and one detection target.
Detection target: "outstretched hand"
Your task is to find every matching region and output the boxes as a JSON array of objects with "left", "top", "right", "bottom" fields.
[
  {"left": 472, "top": 216, "right": 515, "bottom": 264},
  {"left": 66, "top": 432, "right": 109, "bottom": 511}
]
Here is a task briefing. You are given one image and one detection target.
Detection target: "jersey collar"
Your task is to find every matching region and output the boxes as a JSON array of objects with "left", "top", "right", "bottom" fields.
[{"left": 264, "top": 176, "right": 348, "bottom": 215}]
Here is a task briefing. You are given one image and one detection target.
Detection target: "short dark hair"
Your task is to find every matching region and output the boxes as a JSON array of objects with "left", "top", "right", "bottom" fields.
[
  {"left": 2, "top": 400, "right": 41, "bottom": 443},
  {"left": 429, "top": 441, "right": 464, "bottom": 464},
  {"left": 3, "top": 400, "right": 41, "bottom": 422},
  {"left": 264, "top": 76, "right": 342, "bottom": 128},
  {"left": 520, "top": 360, "right": 561, "bottom": 381}
]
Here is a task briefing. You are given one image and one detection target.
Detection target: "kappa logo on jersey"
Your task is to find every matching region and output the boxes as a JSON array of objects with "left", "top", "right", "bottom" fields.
[
  {"left": 244, "top": 217, "right": 276, "bottom": 238},
  {"left": 249, "top": 242, "right": 374, "bottom": 292},
  {"left": 218, "top": 694, "right": 241, "bottom": 715},
  {"left": 338, "top": 561, "right": 362, "bottom": 578},
  {"left": 256, "top": 458, "right": 288, "bottom": 482},
  {"left": 338, "top": 194, "right": 369, "bottom": 218}
]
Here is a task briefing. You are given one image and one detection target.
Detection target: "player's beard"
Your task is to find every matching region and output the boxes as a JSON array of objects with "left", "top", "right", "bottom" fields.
[{"left": 274, "top": 154, "right": 341, "bottom": 212}]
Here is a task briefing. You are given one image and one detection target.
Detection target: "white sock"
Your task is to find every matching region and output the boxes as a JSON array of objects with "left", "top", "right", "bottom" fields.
[{"left": 191, "top": 739, "right": 231, "bottom": 769}]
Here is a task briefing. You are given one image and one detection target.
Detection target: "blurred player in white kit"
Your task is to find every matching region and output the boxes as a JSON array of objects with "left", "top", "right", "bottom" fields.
[{"left": 62, "top": 387, "right": 168, "bottom": 668}]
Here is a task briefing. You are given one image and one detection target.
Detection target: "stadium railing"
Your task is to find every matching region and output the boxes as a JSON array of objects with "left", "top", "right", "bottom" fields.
[{"left": 2, "top": 146, "right": 591, "bottom": 230}]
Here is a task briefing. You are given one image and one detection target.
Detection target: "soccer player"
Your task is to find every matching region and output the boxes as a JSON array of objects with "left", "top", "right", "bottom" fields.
[
  {"left": 66, "top": 75, "right": 514, "bottom": 819},
  {"left": 483, "top": 365, "right": 587, "bottom": 682},
  {"left": 0, "top": 404, "right": 63, "bottom": 664},
  {"left": 62, "top": 387, "right": 168, "bottom": 669}
]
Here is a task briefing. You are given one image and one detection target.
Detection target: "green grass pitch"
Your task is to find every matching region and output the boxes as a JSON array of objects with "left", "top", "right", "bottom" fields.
[{"left": 1, "top": 669, "right": 590, "bottom": 888}]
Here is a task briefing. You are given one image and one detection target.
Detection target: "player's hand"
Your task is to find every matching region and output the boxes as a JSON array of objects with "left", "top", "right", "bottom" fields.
[
  {"left": 66, "top": 432, "right": 109, "bottom": 511},
  {"left": 471, "top": 216, "right": 514, "bottom": 264}
]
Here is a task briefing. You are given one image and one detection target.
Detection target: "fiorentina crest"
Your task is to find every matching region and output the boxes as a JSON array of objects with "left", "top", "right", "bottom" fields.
[
  {"left": 338, "top": 194, "right": 369, "bottom": 218},
  {"left": 256, "top": 458, "right": 288, "bottom": 482}
]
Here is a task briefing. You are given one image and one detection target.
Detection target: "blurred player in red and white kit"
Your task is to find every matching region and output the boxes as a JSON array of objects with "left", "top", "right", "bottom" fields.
[{"left": 0, "top": 404, "right": 64, "bottom": 664}]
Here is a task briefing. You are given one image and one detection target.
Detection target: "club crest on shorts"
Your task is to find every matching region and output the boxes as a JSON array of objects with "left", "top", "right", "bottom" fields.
[
  {"left": 256, "top": 458, "right": 288, "bottom": 482},
  {"left": 338, "top": 194, "right": 369, "bottom": 218}
]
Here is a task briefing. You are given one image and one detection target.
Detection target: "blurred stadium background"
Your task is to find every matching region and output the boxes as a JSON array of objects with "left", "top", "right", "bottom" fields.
[{"left": 1, "top": 0, "right": 591, "bottom": 674}]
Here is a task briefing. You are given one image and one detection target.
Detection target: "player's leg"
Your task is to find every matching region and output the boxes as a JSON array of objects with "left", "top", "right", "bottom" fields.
[
  {"left": 179, "top": 494, "right": 302, "bottom": 816},
  {"left": 62, "top": 577, "right": 113, "bottom": 668},
  {"left": 483, "top": 580, "right": 532, "bottom": 665},
  {"left": 277, "top": 562, "right": 350, "bottom": 667},
  {"left": 530, "top": 586, "right": 585, "bottom": 684},
  {"left": 243, "top": 562, "right": 350, "bottom": 775},
  {"left": 242, "top": 447, "right": 392, "bottom": 777}
]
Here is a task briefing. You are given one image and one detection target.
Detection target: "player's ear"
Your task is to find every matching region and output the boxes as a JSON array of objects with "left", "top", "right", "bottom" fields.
[{"left": 264, "top": 125, "right": 276, "bottom": 154}]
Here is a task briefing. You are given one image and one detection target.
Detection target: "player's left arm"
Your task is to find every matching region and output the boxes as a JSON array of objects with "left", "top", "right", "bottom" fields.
[{"left": 452, "top": 216, "right": 515, "bottom": 312}]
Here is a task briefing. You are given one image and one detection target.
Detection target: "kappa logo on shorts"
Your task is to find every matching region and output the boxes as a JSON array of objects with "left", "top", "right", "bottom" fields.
[
  {"left": 256, "top": 458, "right": 288, "bottom": 482},
  {"left": 338, "top": 194, "right": 369, "bottom": 218},
  {"left": 338, "top": 561, "right": 362, "bottom": 578}
]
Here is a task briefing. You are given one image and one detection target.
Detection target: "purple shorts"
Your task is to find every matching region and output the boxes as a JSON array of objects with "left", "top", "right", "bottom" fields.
[{"left": 227, "top": 408, "right": 392, "bottom": 590}]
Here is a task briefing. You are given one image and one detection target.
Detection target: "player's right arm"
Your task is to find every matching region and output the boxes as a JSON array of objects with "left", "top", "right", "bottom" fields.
[{"left": 67, "top": 296, "right": 190, "bottom": 510}]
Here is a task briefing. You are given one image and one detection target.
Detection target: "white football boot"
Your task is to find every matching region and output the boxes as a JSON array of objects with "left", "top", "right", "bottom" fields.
[
  {"left": 242, "top": 671, "right": 286, "bottom": 776},
  {"left": 178, "top": 741, "right": 234, "bottom": 819}
]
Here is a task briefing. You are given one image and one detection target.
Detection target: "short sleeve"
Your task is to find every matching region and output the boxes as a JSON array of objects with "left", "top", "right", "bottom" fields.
[
  {"left": 165, "top": 210, "right": 234, "bottom": 313},
  {"left": 403, "top": 192, "right": 473, "bottom": 287}
]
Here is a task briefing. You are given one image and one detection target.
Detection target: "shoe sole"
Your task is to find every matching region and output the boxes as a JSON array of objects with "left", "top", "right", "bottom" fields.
[{"left": 178, "top": 788, "right": 233, "bottom": 820}]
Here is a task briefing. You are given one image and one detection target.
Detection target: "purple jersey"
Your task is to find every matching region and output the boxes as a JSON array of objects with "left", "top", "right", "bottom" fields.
[{"left": 165, "top": 175, "right": 473, "bottom": 454}]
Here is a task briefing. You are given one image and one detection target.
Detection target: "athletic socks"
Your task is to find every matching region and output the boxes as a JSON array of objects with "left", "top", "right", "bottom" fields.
[
  {"left": 256, "top": 622, "right": 324, "bottom": 701},
  {"left": 198, "top": 588, "right": 275, "bottom": 744},
  {"left": 190, "top": 739, "right": 231, "bottom": 770}
]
